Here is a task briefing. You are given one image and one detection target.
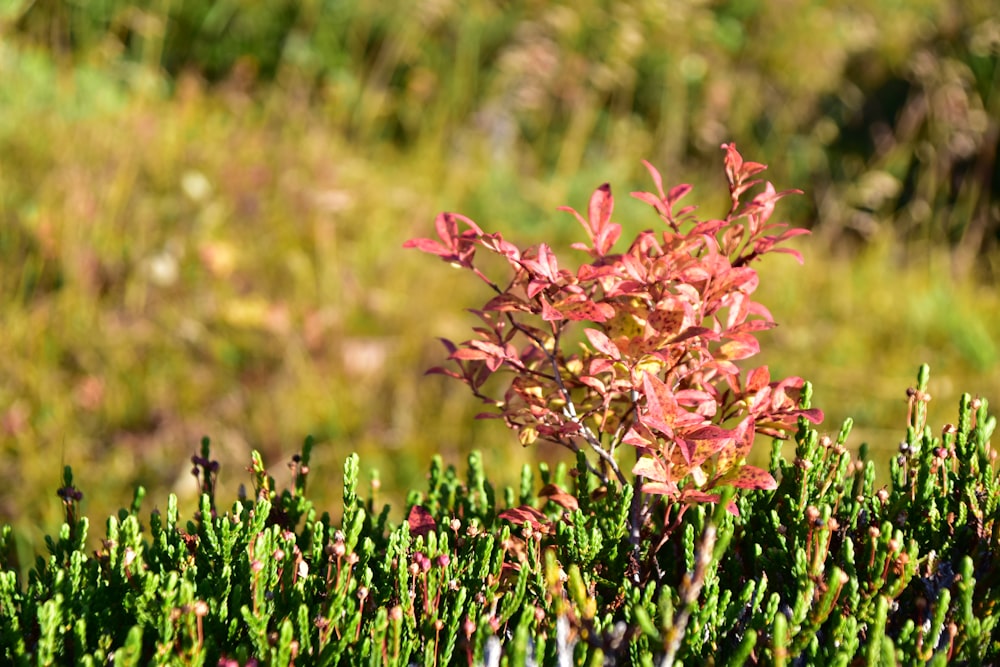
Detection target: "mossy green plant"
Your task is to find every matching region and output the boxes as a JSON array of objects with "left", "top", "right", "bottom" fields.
[{"left": 1, "top": 367, "right": 998, "bottom": 664}]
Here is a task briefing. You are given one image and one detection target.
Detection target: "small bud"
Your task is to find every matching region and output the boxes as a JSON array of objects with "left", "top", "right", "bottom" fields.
[
  {"left": 805, "top": 506, "right": 820, "bottom": 523},
  {"left": 868, "top": 526, "right": 881, "bottom": 539},
  {"left": 358, "top": 586, "right": 369, "bottom": 600},
  {"left": 389, "top": 606, "right": 403, "bottom": 622},
  {"left": 876, "top": 489, "right": 889, "bottom": 504}
]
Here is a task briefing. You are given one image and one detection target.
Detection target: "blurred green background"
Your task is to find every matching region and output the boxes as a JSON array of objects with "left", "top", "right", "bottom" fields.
[{"left": 1, "top": 0, "right": 998, "bottom": 558}]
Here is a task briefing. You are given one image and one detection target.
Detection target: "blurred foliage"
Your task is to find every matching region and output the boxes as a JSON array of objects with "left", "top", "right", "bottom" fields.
[
  {"left": 7, "top": 0, "right": 999, "bottom": 271},
  {"left": 0, "top": 0, "right": 997, "bottom": 559}
]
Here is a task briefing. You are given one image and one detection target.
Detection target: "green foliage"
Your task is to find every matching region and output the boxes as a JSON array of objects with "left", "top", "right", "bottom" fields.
[{"left": 1, "top": 367, "right": 998, "bottom": 664}]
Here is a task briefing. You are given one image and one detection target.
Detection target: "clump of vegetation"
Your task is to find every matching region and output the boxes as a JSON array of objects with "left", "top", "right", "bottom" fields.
[
  {"left": 1, "top": 366, "right": 997, "bottom": 664},
  {"left": 405, "top": 143, "right": 820, "bottom": 545},
  {"left": 2, "top": 148, "right": 998, "bottom": 665}
]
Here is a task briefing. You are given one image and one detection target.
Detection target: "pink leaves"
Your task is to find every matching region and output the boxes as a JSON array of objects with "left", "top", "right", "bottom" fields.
[
  {"left": 403, "top": 212, "right": 484, "bottom": 268},
  {"left": 406, "top": 505, "right": 437, "bottom": 538},
  {"left": 584, "top": 328, "right": 621, "bottom": 361},
  {"left": 406, "top": 143, "right": 820, "bottom": 518},
  {"left": 631, "top": 160, "right": 696, "bottom": 229},
  {"left": 563, "top": 183, "right": 621, "bottom": 257}
]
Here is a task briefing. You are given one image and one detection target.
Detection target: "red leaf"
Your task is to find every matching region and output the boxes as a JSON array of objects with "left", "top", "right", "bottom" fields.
[
  {"left": 717, "top": 334, "right": 760, "bottom": 361},
  {"left": 483, "top": 294, "right": 531, "bottom": 312},
  {"left": 585, "top": 328, "right": 621, "bottom": 360},
  {"left": 540, "top": 299, "right": 564, "bottom": 321},
  {"left": 407, "top": 505, "right": 437, "bottom": 537},
  {"left": 667, "top": 183, "right": 693, "bottom": 206},
  {"left": 723, "top": 465, "right": 777, "bottom": 491},
  {"left": 401, "top": 237, "right": 450, "bottom": 257},
  {"left": 578, "top": 375, "right": 607, "bottom": 394},
  {"left": 641, "top": 481, "right": 680, "bottom": 497},
  {"left": 498, "top": 505, "right": 551, "bottom": 533},
  {"left": 633, "top": 456, "right": 668, "bottom": 482},
  {"left": 538, "top": 484, "right": 579, "bottom": 511},
  {"left": 587, "top": 183, "right": 618, "bottom": 255},
  {"left": 746, "top": 366, "right": 770, "bottom": 393},
  {"left": 556, "top": 299, "right": 615, "bottom": 322}
]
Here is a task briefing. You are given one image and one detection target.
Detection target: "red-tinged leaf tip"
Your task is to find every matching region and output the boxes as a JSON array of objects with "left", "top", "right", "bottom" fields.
[
  {"left": 406, "top": 505, "right": 437, "bottom": 537},
  {"left": 667, "top": 183, "right": 692, "bottom": 204},
  {"left": 538, "top": 483, "right": 579, "bottom": 512},
  {"left": 402, "top": 237, "right": 449, "bottom": 256},
  {"left": 640, "top": 159, "right": 666, "bottom": 198},
  {"left": 589, "top": 184, "right": 613, "bottom": 226}
]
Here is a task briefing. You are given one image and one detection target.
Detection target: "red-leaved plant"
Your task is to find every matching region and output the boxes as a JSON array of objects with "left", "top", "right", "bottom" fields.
[{"left": 405, "top": 144, "right": 822, "bottom": 523}]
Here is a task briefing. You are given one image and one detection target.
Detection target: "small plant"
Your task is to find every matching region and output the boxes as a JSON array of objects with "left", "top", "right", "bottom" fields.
[{"left": 405, "top": 144, "right": 822, "bottom": 551}]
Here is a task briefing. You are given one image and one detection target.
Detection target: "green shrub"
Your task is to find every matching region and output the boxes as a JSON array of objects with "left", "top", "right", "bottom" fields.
[{"left": 1, "top": 367, "right": 997, "bottom": 664}]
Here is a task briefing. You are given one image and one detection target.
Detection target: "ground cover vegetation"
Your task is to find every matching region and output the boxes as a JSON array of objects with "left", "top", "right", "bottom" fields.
[
  {"left": 3, "top": 122, "right": 1000, "bottom": 662},
  {"left": 0, "top": 3, "right": 998, "bottom": 652}
]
